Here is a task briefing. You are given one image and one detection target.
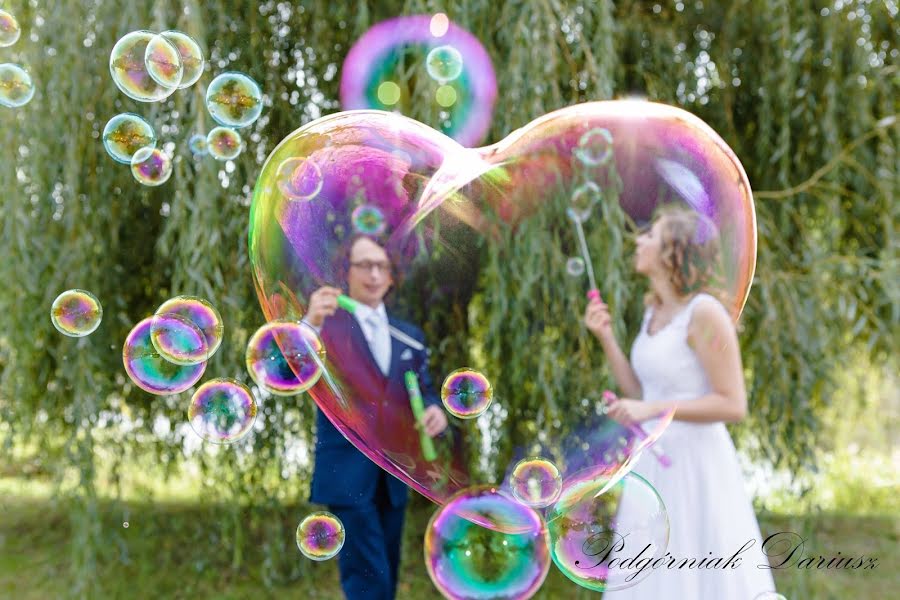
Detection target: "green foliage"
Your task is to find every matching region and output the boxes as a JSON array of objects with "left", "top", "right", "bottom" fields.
[{"left": 0, "top": 0, "right": 896, "bottom": 596}]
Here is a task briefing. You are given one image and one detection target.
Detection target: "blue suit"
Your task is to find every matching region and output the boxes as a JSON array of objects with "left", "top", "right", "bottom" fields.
[{"left": 309, "top": 307, "right": 441, "bottom": 600}]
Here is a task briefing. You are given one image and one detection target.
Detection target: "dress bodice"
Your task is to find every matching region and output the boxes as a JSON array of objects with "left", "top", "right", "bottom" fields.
[{"left": 629, "top": 292, "right": 727, "bottom": 403}]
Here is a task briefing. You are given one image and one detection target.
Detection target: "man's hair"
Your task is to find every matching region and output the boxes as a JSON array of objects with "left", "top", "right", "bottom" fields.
[{"left": 336, "top": 232, "right": 402, "bottom": 293}]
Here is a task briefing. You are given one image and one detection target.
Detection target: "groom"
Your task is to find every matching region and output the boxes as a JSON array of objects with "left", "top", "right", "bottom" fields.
[{"left": 302, "top": 233, "right": 448, "bottom": 600}]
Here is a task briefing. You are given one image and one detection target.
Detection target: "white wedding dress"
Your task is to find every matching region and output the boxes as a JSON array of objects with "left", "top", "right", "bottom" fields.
[{"left": 604, "top": 293, "right": 777, "bottom": 599}]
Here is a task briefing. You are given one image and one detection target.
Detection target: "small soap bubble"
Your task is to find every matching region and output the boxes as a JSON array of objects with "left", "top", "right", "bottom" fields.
[
  {"left": 351, "top": 204, "right": 386, "bottom": 235},
  {"left": 568, "top": 181, "right": 601, "bottom": 223},
  {"left": 296, "top": 511, "right": 345, "bottom": 561},
  {"left": 566, "top": 257, "right": 585, "bottom": 277},
  {"left": 149, "top": 313, "right": 208, "bottom": 366},
  {"left": 426, "top": 45, "right": 464, "bottom": 83},
  {"left": 0, "top": 10, "right": 21, "bottom": 48},
  {"left": 123, "top": 522, "right": 129, "bottom": 528},
  {"left": 275, "top": 157, "right": 324, "bottom": 201},
  {"left": 102, "top": 113, "right": 156, "bottom": 164},
  {"left": 205, "top": 72, "right": 262, "bottom": 128},
  {"left": 154, "top": 296, "right": 224, "bottom": 359},
  {"left": 207, "top": 126, "right": 242, "bottom": 161},
  {"left": 51, "top": 289, "right": 103, "bottom": 337},
  {"left": 574, "top": 127, "right": 614, "bottom": 167},
  {"left": 109, "top": 30, "right": 177, "bottom": 102},
  {"left": 246, "top": 321, "right": 326, "bottom": 396},
  {"left": 510, "top": 457, "right": 562, "bottom": 508},
  {"left": 188, "top": 133, "right": 208, "bottom": 156},
  {"left": 143, "top": 33, "right": 183, "bottom": 88},
  {"left": 441, "top": 368, "right": 493, "bottom": 419},
  {"left": 131, "top": 147, "right": 172, "bottom": 186},
  {"left": 0, "top": 63, "right": 35, "bottom": 108},
  {"left": 159, "top": 31, "right": 204, "bottom": 89},
  {"left": 188, "top": 378, "right": 257, "bottom": 444}
]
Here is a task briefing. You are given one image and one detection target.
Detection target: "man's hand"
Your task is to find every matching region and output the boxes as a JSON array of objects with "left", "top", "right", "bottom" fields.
[
  {"left": 421, "top": 405, "right": 448, "bottom": 437},
  {"left": 305, "top": 286, "right": 343, "bottom": 328}
]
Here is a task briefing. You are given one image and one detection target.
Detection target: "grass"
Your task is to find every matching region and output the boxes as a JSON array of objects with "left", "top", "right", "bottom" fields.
[{"left": 1, "top": 470, "right": 896, "bottom": 600}]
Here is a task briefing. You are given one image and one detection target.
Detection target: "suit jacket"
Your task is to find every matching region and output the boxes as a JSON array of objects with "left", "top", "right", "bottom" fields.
[{"left": 309, "top": 307, "right": 442, "bottom": 508}]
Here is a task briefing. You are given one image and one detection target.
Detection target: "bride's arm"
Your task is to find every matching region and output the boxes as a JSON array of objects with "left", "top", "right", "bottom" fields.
[{"left": 664, "top": 299, "right": 748, "bottom": 423}]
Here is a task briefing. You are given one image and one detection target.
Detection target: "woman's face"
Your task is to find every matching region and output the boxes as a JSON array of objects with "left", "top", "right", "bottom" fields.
[{"left": 634, "top": 219, "right": 664, "bottom": 275}]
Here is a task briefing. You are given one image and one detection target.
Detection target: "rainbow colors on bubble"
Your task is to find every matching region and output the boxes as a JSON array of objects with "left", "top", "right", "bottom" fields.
[
  {"left": 109, "top": 30, "right": 177, "bottom": 102},
  {"left": 245, "top": 321, "right": 325, "bottom": 396},
  {"left": 143, "top": 33, "right": 183, "bottom": 88},
  {"left": 123, "top": 317, "right": 206, "bottom": 395},
  {"left": 158, "top": 31, "right": 204, "bottom": 89},
  {"left": 149, "top": 313, "right": 207, "bottom": 366},
  {"left": 154, "top": 296, "right": 224, "bottom": 361},
  {"left": 50, "top": 289, "right": 103, "bottom": 337},
  {"left": 131, "top": 147, "right": 172, "bottom": 186},
  {"left": 207, "top": 126, "right": 242, "bottom": 160},
  {"left": 440, "top": 367, "right": 493, "bottom": 419},
  {"left": 188, "top": 378, "right": 257, "bottom": 444},
  {"left": 545, "top": 469, "right": 669, "bottom": 592},
  {"left": 425, "top": 486, "right": 550, "bottom": 599},
  {"left": 0, "top": 10, "right": 20, "bottom": 48},
  {"left": 0, "top": 63, "right": 34, "bottom": 108},
  {"left": 206, "top": 72, "right": 262, "bottom": 128},
  {"left": 296, "top": 511, "right": 345, "bottom": 561},
  {"left": 103, "top": 113, "right": 156, "bottom": 164},
  {"left": 340, "top": 14, "right": 497, "bottom": 147},
  {"left": 510, "top": 457, "right": 562, "bottom": 509}
]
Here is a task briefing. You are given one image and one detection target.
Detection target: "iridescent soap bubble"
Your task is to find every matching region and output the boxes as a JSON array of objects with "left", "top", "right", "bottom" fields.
[
  {"left": 143, "top": 33, "right": 183, "bottom": 88},
  {"left": 546, "top": 469, "right": 669, "bottom": 592},
  {"left": 245, "top": 321, "right": 325, "bottom": 396},
  {"left": 131, "top": 147, "right": 172, "bottom": 186},
  {"left": 207, "top": 127, "right": 242, "bottom": 161},
  {"left": 425, "top": 486, "right": 550, "bottom": 599},
  {"left": 441, "top": 368, "right": 493, "bottom": 419},
  {"left": 188, "top": 378, "right": 257, "bottom": 444},
  {"left": 123, "top": 317, "right": 206, "bottom": 395},
  {"left": 426, "top": 45, "right": 464, "bottom": 83},
  {"left": 568, "top": 181, "right": 601, "bottom": 223},
  {"left": 102, "top": 113, "right": 156, "bottom": 164},
  {"left": 351, "top": 204, "right": 386, "bottom": 235},
  {"left": 566, "top": 257, "right": 585, "bottom": 277},
  {"left": 275, "top": 157, "right": 323, "bottom": 201},
  {"left": 340, "top": 15, "right": 497, "bottom": 147},
  {"left": 205, "top": 72, "right": 262, "bottom": 128},
  {"left": 50, "top": 289, "right": 102, "bottom": 337},
  {"left": 158, "top": 31, "right": 204, "bottom": 89},
  {"left": 510, "top": 457, "right": 562, "bottom": 509},
  {"left": 154, "top": 296, "right": 224, "bottom": 359},
  {"left": 574, "top": 127, "right": 614, "bottom": 166},
  {"left": 296, "top": 511, "right": 345, "bottom": 561},
  {"left": 149, "top": 313, "right": 208, "bottom": 366},
  {"left": 0, "top": 64, "right": 34, "bottom": 108},
  {"left": 249, "top": 102, "right": 758, "bottom": 507},
  {"left": 109, "top": 30, "right": 177, "bottom": 102},
  {"left": 0, "top": 10, "right": 21, "bottom": 48},
  {"left": 188, "top": 133, "right": 208, "bottom": 156}
]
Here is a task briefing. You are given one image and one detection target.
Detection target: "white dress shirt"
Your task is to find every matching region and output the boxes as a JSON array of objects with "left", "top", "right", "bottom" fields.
[{"left": 302, "top": 302, "right": 392, "bottom": 376}]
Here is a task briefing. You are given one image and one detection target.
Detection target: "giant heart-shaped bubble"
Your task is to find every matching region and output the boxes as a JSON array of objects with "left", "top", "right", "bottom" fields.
[{"left": 249, "top": 100, "right": 756, "bottom": 513}]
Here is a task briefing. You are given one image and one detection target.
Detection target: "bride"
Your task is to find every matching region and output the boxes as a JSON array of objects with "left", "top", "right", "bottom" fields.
[{"left": 584, "top": 205, "right": 777, "bottom": 599}]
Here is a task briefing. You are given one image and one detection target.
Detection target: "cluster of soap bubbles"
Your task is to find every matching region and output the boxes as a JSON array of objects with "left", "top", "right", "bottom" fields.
[
  {"left": 121, "top": 296, "right": 259, "bottom": 444},
  {"left": 184, "top": 70, "right": 262, "bottom": 162},
  {"left": 0, "top": 10, "right": 35, "bottom": 108},
  {"left": 105, "top": 29, "right": 206, "bottom": 185},
  {"left": 245, "top": 320, "right": 326, "bottom": 396}
]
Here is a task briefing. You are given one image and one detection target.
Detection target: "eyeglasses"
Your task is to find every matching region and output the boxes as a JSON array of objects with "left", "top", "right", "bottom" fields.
[{"left": 350, "top": 260, "right": 391, "bottom": 274}]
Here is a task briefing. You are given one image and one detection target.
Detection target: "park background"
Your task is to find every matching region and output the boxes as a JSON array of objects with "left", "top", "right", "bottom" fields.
[{"left": 0, "top": 0, "right": 896, "bottom": 598}]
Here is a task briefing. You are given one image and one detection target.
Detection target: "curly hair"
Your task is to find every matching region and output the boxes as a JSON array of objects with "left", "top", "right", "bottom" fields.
[
  {"left": 642, "top": 204, "right": 732, "bottom": 310},
  {"left": 335, "top": 232, "right": 401, "bottom": 296}
]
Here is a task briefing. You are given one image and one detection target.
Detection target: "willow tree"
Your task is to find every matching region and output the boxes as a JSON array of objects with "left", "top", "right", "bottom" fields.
[{"left": 0, "top": 0, "right": 896, "bottom": 595}]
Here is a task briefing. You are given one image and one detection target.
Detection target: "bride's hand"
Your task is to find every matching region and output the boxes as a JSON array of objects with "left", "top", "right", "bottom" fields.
[
  {"left": 583, "top": 297, "right": 613, "bottom": 341},
  {"left": 606, "top": 397, "right": 659, "bottom": 426}
]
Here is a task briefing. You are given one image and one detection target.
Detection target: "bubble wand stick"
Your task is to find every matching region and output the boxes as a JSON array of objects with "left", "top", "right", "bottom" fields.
[
  {"left": 405, "top": 371, "right": 438, "bottom": 462},
  {"left": 567, "top": 211, "right": 671, "bottom": 468}
]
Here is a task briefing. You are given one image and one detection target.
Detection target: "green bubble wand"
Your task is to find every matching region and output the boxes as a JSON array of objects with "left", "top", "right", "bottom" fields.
[{"left": 404, "top": 371, "right": 438, "bottom": 462}]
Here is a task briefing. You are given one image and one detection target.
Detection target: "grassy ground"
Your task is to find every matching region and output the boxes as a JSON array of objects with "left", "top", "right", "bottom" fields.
[{"left": 1, "top": 471, "right": 896, "bottom": 600}]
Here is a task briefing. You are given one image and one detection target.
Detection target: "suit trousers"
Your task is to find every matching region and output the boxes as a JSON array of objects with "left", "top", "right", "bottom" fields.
[{"left": 328, "top": 472, "right": 407, "bottom": 600}]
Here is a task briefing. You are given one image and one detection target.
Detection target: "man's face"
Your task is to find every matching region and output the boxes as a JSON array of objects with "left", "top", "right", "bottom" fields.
[{"left": 347, "top": 237, "right": 394, "bottom": 308}]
